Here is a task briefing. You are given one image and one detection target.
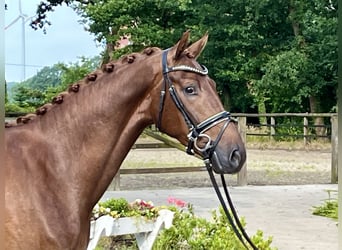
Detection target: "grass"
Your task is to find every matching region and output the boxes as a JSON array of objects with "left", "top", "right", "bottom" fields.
[
  {"left": 246, "top": 137, "right": 331, "bottom": 151},
  {"left": 312, "top": 190, "right": 338, "bottom": 221}
]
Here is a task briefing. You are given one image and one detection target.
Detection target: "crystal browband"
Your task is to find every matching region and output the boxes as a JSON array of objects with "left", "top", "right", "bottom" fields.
[{"left": 166, "top": 64, "right": 208, "bottom": 75}]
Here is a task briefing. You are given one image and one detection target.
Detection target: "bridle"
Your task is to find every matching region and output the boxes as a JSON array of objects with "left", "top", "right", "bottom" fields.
[
  {"left": 157, "top": 48, "right": 258, "bottom": 250},
  {"left": 157, "top": 49, "right": 231, "bottom": 159}
]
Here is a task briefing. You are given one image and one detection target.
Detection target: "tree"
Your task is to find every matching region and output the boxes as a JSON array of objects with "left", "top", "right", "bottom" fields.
[
  {"left": 249, "top": 0, "right": 337, "bottom": 134},
  {"left": 76, "top": 0, "right": 195, "bottom": 62},
  {"left": 9, "top": 56, "right": 100, "bottom": 110},
  {"left": 30, "top": 0, "right": 76, "bottom": 33},
  {"left": 44, "top": 56, "right": 101, "bottom": 101},
  {"left": 30, "top": 0, "right": 338, "bottom": 118},
  {"left": 12, "top": 84, "right": 45, "bottom": 110},
  {"left": 22, "top": 65, "right": 63, "bottom": 90}
]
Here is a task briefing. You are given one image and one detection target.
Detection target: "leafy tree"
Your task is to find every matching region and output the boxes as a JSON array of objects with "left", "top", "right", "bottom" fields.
[
  {"left": 8, "top": 56, "right": 100, "bottom": 111},
  {"left": 30, "top": 0, "right": 77, "bottom": 33},
  {"left": 12, "top": 84, "right": 45, "bottom": 110},
  {"left": 191, "top": 0, "right": 294, "bottom": 112},
  {"left": 29, "top": 0, "right": 338, "bottom": 118},
  {"left": 44, "top": 56, "right": 101, "bottom": 101},
  {"left": 248, "top": 0, "right": 337, "bottom": 133},
  {"left": 10, "top": 64, "right": 64, "bottom": 109},
  {"left": 76, "top": 0, "right": 194, "bottom": 61},
  {"left": 21, "top": 65, "right": 62, "bottom": 90},
  {"left": 254, "top": 0, "right": 337, "bottom": 114}
]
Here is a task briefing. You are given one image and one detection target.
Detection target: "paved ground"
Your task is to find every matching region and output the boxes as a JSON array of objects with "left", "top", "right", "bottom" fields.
[{"left": 101, "top": 184, "right": 338, "bottom": 250}]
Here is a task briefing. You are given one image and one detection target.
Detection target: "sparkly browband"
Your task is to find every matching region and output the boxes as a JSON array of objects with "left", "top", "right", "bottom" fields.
[{"left": 168, "top": 65, "right": 208, "bottom": 75}]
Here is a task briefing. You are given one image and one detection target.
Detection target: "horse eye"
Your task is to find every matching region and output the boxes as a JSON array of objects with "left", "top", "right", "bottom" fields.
[{"left": 184, "top": 86, "right": 197, "bottom": 95}]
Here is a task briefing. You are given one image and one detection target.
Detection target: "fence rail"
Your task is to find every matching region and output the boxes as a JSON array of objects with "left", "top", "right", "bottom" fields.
[
  {"left": 231, "top": 113, "right": 335, "bottom": 144},
  {"left": 232, "top": 113, "right": 338, "bottom": 185},
  {"left": 110, "top": 113, "right": 338, "bottom": 190},
  {"left": 5, "top": 112, "right": 338, "bottom": 187}
]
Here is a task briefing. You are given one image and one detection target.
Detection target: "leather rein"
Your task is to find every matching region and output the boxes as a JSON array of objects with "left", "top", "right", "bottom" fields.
[{"left": 157, "top": 49, "right": 258, "bottom": 250}]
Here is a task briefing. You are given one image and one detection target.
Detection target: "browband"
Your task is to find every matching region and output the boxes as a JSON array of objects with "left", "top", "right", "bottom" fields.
[{"left": 162, "top": 49, "right": 208, "bottom": 75}]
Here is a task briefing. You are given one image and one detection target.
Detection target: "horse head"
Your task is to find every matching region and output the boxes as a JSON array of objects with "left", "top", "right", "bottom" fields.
[{"left": 153, "top": 31, "right": 246, "bottom": 174}]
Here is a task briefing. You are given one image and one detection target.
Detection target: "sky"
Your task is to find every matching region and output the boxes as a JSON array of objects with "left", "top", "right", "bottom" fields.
[{"left": 5, "top": 0, "right": 104, "bottom": 82}]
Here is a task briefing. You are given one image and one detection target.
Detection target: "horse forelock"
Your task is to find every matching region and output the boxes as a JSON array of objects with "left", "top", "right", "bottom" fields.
[{"left": 5, "top": 47, "right": 162, "bottom": 128}]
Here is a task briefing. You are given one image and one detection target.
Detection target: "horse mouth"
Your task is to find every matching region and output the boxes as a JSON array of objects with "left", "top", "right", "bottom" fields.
[{"left": 210, "top": 147, "right": 246, "bottom": 174}]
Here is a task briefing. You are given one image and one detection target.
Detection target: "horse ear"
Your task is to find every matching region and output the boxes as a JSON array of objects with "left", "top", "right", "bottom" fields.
[
  {"left": 184, "top": 32, "right": 208, "bottom": 59},
  {"left": 174, "top": 30, "right": 190, "bottom": 60}
]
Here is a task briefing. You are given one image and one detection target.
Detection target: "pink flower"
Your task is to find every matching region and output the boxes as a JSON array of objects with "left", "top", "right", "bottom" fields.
[
  {"left": 175, "top": 199, "right": 186, "bottom": 207},
  {"left": 167, "top": 196, "right": 187, "bottom": 207}
]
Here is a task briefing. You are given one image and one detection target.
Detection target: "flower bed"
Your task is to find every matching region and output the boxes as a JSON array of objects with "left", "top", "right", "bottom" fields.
[
  {"left": 87, "top": 198, "right": 174, "bottom": 250},
  {"left": 88, "top": 197, "right": 276, "bottom": 250}
]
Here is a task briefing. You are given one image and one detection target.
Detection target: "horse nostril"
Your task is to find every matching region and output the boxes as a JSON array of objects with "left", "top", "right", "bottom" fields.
[{"left": 229, "top": 149, "right": 241, "bottom": 168}]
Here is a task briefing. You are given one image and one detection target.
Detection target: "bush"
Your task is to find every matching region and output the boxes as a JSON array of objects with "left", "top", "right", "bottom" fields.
[
  {"left": 312, "top": 190, "right": 338, "bottom": 220},
  {"left": 5, "top": 102, "right": 34, "bottom": 113},
  {"left": 154, "top": 205, "right": 276, "bottom": 250},
  {"left": 92, "top": 198, "right": 276, "bottom": 250}
]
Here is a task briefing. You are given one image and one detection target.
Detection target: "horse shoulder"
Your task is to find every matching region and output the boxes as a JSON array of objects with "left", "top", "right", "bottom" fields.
[{"left": 5, "top": 128, "right": 87, "bottom": 249}]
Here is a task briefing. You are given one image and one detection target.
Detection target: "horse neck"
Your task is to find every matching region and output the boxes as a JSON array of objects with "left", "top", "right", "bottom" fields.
[{"left": 29, "top": 56, "right": 159, "bottom": 214}]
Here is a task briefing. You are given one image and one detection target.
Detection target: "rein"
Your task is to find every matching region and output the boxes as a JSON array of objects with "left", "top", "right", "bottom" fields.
[
  {"left": 158, "top": 49, "right": 258, "bottom": 250},
  {"left": 205, "top": 161, "right": 258, "bottom": 250}
]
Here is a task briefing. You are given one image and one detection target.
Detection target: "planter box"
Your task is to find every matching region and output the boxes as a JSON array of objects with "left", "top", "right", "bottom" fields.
[{"left": 87, "top": 209, "right": 174, "bottom": 250}]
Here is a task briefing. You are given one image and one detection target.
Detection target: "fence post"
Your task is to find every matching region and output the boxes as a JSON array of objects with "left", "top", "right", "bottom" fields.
[
  {"left": 331, "top": 115, "right": 338, "bottom": 183},
  {"left": 108, "top": 170, "right": 121, "bottom": 191},
  {"left": 270, "top": 116, "right": 275, "bottom": 140},
  {"left": 237, "top": 116, "right": 247, "bottom": 186},
  {"left": 303, "top": 116, "right": 308, "bottom": 146}
]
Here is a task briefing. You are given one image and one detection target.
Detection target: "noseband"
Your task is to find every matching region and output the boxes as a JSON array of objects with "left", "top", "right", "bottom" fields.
[
  {"left": 157, "top": 49, "right": 231, "bottom": 160},
  {"left": 157, "top": 49, "right": 258, "bottom": 250}
]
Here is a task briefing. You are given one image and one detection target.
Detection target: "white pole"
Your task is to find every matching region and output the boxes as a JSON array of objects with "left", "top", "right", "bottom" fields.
[{"left": 19, "top": 0, "right": 25, "bottom": 81}]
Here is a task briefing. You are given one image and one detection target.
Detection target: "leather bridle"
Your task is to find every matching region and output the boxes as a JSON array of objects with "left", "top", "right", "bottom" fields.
[
  {"left": 157, "top": 49, "right": 231, "bottom": 160},
  {"left": 157, "top": 48, "right": 258, "bottom": 250}
]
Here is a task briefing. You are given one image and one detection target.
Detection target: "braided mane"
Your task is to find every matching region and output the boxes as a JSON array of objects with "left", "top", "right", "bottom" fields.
[{"left": 5, "top": 47, "right": 161, "bottom": 128}]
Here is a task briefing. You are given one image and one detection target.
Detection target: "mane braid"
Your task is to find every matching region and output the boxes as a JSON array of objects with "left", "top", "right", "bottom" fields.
[{"left": 5, "top": 47, "right": 162, "bottom": 129}]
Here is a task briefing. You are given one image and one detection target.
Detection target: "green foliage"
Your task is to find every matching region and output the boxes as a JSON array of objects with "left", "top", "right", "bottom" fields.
[
  {"left": 7, "top": 56, "right": 100, "bottom": 112},
  {"left": 253, "top": 50, "right": 309, "bottom": 113},
  {"left": 154, "top": 206, "right": 276, "bottom": 250},
  {"left": 21, "top": 65, "right": 62, "bottom": 90},
  {"left": 92, "top": 198, "right": 275, "bottom": 249},
  {"left": 312, "top": 190, "right": 338, "bottom": 220},
  {"left": 93, "top": 198, "right": 160, "bottom": 220},
  {"left": 11, "top": 84, "right": 46, "bottom": 109},
  {"left": 98, "top": 198, "right": 130, "bottom": 216},
  {"left": 248, "top": 0, "right": 337, "bottom": 114},
  {"left": 59, "top": 56, "right": 101, "bottom": 87},
  {"left": 44, "top": 56, "right": 101, "bottom": 102},
  {"left": 5, "top": 102, "right": 34, "bottom": 113},
  {"left": 313, "top": 200, "right": 338, "bottom": 220},
  {"left": 31, "top": 0, "right": 337, "bottom": 115},
  {"left": 76, "top": 0, "right": 194, "bottom": 60}
]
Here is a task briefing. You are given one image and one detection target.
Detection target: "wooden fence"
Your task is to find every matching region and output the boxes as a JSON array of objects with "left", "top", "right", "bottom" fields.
[
  {"left": 233, "top": 113, "right": 338, "bottom": 185},
  {"left": 5, "top": 112, "right": 338, "bottom": 187},
  {"left": 234, "top": 113, "right": 335, "bottom": 144},
  {"left": 109, "top": 113, "right": 338, "bottom": 190}
]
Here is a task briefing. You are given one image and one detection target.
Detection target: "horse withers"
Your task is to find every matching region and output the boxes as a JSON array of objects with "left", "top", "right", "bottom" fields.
[{"left": 5, "top": 31, "right": 246, "bottom": 249}]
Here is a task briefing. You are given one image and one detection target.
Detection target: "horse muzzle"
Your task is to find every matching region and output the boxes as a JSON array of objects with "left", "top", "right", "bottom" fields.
[
  {"left": 185, "top": 111, "right": 246, "bottom": 174},
  {"left": 210, "top": 145, "right": 246, "bottom": 174}
]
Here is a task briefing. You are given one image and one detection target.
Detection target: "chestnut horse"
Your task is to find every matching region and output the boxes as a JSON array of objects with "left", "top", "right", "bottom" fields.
[{"left": 5, "top": 31, "right": 246, "bottom": 249}]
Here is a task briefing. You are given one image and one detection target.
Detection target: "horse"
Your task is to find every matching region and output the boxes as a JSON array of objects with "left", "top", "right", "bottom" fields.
[{"left": 5, "top": 31, "right": 246, "bottom": 249}]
